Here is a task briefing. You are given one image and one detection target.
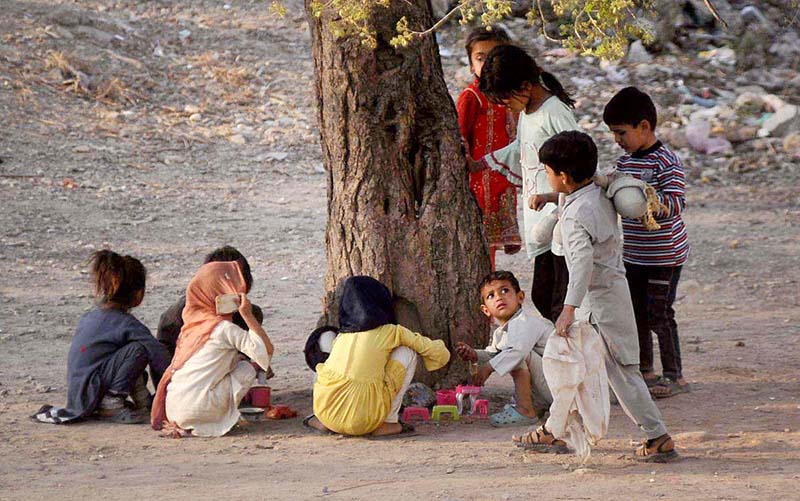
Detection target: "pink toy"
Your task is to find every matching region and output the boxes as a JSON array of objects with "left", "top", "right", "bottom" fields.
[
  {"left": 248, "top": 386, "right": 271, "bottom": 408},
  {"left": 402, "top": 407, "right": 431, "bottom": 422},
  {"left": 456, "top": 385, "right": 482, "bottom": 396},
  {"left": 471, "top": 399, "right": 489, "bottom": 418},
  {"left": 436, "top": 389, "right": 457, "bottom": 406}
]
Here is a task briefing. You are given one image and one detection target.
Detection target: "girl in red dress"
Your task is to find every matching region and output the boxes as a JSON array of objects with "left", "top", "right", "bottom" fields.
[{"left": 457, "top": 26, "right": 522, "bottom": 269}]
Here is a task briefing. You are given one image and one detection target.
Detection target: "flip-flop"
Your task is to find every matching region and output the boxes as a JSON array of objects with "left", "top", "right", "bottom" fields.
[
  {"left": 650, "top": 378, "right": 691, "bottom": 399},
  {"left": 643, "top": 375, "right": 663, "bottom": 388},
  {"left": 302, "top": 414, "right": 335, "bottom": 435},
  {"left": 367, "top": 422, "right": 417, "bottom": 441},
  {"left": 489, "top": 405, "right": 539, "bottom": 427}
]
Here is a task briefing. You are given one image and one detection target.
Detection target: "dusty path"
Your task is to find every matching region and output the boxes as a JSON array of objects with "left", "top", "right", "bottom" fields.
[{"left": 1, "top": 1, "right": 799, "bottom": 499}]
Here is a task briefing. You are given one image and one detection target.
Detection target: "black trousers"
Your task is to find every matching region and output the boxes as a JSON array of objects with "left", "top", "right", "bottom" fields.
[
  {"left": 100, "top": 342, "right": 150, "bottom": 397},
  {"left": 625, "top": 263, "right": 684, "bottom": 380},
  {"left": 531, "top": 250, "right": 569, "bottom": 323}
]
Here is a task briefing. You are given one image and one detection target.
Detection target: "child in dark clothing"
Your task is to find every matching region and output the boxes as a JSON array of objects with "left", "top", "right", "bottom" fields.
[
  {"left": 603, "top": 87, "right": 690, "bottom": 399},
  {"left": 33, "top": 250, "right": 170, "bottom": 424}
]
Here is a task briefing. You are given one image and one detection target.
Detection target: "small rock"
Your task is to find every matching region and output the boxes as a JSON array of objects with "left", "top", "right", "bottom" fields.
[
  {"left": 178, "top": 29, "right": 192, "bottom": 40},
  {"left": 228, "top": 134, "right": 246, "bottom": 145},
  {"left": 627, "top": 40, "right": 652, "bottom": 64},
  {"left": 673, "top": 431, "right": 712, "bottom": 442},
  {"left": 189, "top": 113, "right": 202, "bottom": 122},
  {"left": 445, "top": 466, "right": 455, "bottom": 474},
  {"left": 735, "top": 341, "right": 745, "bottom": 347},
  {"left": 783, "top": 132, "right": 800, "bottom": 155},
  {"left": 184, "top": 104, "right": 200, "bottom": 114}
]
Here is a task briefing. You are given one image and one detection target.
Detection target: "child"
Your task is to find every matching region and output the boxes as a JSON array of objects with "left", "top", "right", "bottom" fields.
[
  {"left": 456, "top": 26, "right": 522, "bottom": 269},
  {"left": 455, "top": 270, "right": 553, "bottom": 427},
  {"left": 514, "top": 131, "right": 678, "bottom": 462},
  {"left": 33, "top": 250, "right": 170, "bottom": 424},
  {"left": 304, "top": 276, "right": 450, "bottom": 438},
  {"left": 157, "top": 245, "right": 264, "bottom": 358},
  {"left": 470, "top": 44, "right": 580, "bottom": 323},
  {"left": 151, "top": 261, "right": 273, "bottom": 437},
  {"left": 603, "top": 87, "right": 690, "bottom": 399}
]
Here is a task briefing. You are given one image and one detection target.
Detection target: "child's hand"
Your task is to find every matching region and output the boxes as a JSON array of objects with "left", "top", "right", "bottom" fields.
[
  {"left": 237, "top": 293, "right": 252, "bottom": 319},
  {"left": 555, "top": 305, "right": 576, "bottom": 338},
  {"left": 455, "top": 342, "right": 478, "bottom": 362},
  {"left": 528, "top": 194, "right": 549, "bottom": 211},
  {"left": 472, "top": 363, "right": 493, "bottom": 386},
  {"left": 465, "top": 156, "right": 485, "bottom": 173}
]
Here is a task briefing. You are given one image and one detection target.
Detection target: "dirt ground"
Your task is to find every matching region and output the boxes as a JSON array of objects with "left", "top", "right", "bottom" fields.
[{"left": 1, "top": 1, "right": 799, "bottom": 499}]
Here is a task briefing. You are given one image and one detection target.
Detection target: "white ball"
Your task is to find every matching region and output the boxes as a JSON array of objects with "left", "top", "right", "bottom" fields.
[{"left": 613, "top": 186, "right": 648, "bottom": 219}]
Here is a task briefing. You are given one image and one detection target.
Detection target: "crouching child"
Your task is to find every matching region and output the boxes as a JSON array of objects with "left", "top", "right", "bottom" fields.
[{"left": 456, "top": 271, "right": 553, "bottom": 427}]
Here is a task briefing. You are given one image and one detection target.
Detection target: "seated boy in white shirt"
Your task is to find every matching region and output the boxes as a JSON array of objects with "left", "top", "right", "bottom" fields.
[{"left": 456, "top": 271, "right": 554, "bottom": 427}]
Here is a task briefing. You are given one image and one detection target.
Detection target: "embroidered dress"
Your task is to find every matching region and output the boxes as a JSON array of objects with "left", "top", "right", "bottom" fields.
[{"left": 457, "top": 81, "right": 521, "bottom": 252}]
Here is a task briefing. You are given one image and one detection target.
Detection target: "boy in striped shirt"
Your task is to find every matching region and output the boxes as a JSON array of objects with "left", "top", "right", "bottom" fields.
[{"left": 603, "top": 86, "right": 690, "bottom": 399}]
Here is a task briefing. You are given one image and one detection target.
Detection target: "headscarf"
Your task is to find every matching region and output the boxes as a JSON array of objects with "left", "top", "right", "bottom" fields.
[
  {"left": 337, "top": 276, "right": 395, "bottom": 333},
  {"left": 151, "top": 261, "right": 247, "bottom": 430}
]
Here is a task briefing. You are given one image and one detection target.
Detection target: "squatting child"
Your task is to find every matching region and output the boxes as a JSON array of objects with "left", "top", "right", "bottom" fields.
[
  {"left": 469, "top": 44, "right": 580, "bottom": 323},
  {"left": 33, "top": 250, "right": 170, "bottom": 424},
  {"left": 305, "top": 276, "right": 450, "bottom": 439},
  {"left": 456, "top": 26, "right": 522, "bottom": 269},
  {"left": 603, "top": 86, "right": 691, "bottom": 398},
  {"left": 455, "top": 270, "right": 553, "bottom": 427},
  {"left": 514, "top": 131, "right": 678, "bottom": 462}
]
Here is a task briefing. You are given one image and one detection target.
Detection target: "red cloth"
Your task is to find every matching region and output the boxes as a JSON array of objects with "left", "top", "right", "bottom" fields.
[{"left": 457, "top": 81, "right": 521, "bottom": 251}]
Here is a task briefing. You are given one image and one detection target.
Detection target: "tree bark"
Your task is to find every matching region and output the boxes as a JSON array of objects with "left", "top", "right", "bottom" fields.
[{"left": 305, "top": 0, "right": 491, "bottom": 386}]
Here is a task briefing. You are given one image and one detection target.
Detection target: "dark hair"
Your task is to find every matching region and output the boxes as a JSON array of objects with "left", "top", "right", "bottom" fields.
[
  {"left": 204, "top": 245, "right": 253, "bottom": 292},
  {"left": 539, "top": 131, "right": 597, "bottom": 183},
  {"left": 603, "top": 86, "right": 658, "bottom": 131},
  {"left": 90, "top": 250, "right": 146, "bottom": 309},
  {"left": 479, "top": 45, "right": 575, "bottom": 109},
  {"left": 479, "top": 270, "right": 521, "bottom": 299},
  {"left": 465, "top": 25, "right": 510, "bottom": 59}
]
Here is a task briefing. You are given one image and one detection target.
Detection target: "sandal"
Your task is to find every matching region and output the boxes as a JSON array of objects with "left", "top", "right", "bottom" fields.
[
  {"left": 489, "top": 405, "right": 539, "bottom": 428},
  {"left": 96, "top": 407, "right": 147, "bottom": 425},
  {"left": 302, "top": 414, "right": 335, "bottom": 435},
  {"left": 650, "top": 378, "right": 691, "bottom": 399},
  {"left": 635, "top": 434, "right": 679, "bottom": 463},
  {"left": 642, "top": 374, "right": 662, "bottom": 389},
  {"left": 367, "top": 422, "right": 417, "bottom": 441},
  {"left": 512, "top": 426, "right": 569, "bottom": 454}
]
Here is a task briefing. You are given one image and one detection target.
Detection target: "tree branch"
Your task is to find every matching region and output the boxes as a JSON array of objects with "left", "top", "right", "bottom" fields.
[{"left": 703, "top": 0, "right": 728, "bottom": 28}]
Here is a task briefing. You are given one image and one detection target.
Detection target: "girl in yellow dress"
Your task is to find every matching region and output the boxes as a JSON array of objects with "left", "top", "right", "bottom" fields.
[{"left": 304, "top": 276, "right": 450, "bottom": 438}]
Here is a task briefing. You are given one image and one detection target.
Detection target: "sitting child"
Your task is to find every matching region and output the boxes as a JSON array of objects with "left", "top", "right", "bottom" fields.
[
  {"left": 157, "top": 245, "right": 264, "bottom": 358},
  {"left": 151, "top": 261, "right": 273, "bottom": 437},
  {"left": 33, "top": 250, "right": 170, "bottom": 424},
  {"left": 513, "top": 131, "right": 678, "bottom": 462},
  {"left": 455, "top": 270, "right": 553, "bottom": 427},
  {"left": 304, "top": 276, "right": 450, "bottom": 438}
]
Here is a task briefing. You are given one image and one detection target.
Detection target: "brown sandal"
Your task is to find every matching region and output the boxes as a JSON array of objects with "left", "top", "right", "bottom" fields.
[
  {"left": 512, "top": 426, "right": 569, "bottom": 454},
  {"left": 635, "top": 434, "right": 679, "bottom": 463},
  {"left": 649, "top": 378, "right": 691, "bottom": 399}
]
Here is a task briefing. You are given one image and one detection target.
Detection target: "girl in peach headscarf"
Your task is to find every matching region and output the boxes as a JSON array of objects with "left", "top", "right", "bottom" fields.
[{"left": 151, "top": 261, "right": 273, "bottom": 437}]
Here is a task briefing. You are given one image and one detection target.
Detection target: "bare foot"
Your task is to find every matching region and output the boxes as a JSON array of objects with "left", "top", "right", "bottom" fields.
[
  {"left": 306, "top": 416, "right": 331, "bottom": 433},
  {"left": 369, "top": 422, "right": 403, "bottom": 437}
]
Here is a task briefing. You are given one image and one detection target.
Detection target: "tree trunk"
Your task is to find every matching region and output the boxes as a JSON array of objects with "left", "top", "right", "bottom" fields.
[{"left": 305, "top": 0, "right": 491, "bottom": 386}]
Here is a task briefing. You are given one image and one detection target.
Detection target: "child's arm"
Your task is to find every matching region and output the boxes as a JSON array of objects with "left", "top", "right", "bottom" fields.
[
  {"left": 395, "top": 326, "right": 450, "bottom": 372},
  {"left": 653, "top": 159, "right": 687, "bottom": 218},
  {"left": 528, "top": 192, "right": 559, "bottom": 211},
  {"left": 557, "top": 216, "right": 593, "bottom": 337},
  {"left": 481, "top": 138, "right": 522, "bottom": 187},
  {"left": 238, "top": 293, "right": 273, "bottom": 356},
  {"left": 125, "top": 321, "right": 171, "bottom": 385},
  {"left": 456, "top": 89, "right": 480, "bottom": 156},
  {"left": 454, "top": 341, "right": 477, "bottom": 362}
]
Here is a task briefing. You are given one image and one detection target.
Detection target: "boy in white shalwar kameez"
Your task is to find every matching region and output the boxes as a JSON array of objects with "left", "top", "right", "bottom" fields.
[
  {"left": 513, "top": 131, "right": 679, "bottom": 462},
  {"left": 456, "top": 271, "right": 553, "bottom": 427}
]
